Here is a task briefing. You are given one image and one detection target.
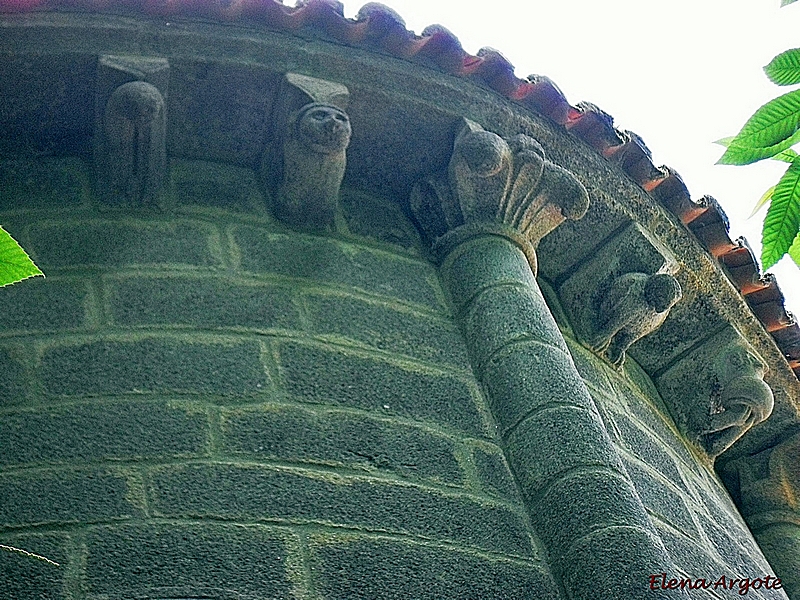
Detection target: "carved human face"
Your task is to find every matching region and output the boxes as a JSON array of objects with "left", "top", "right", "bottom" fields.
[{"left": 296, "top": 103, "right": 351, "bottom": 154}]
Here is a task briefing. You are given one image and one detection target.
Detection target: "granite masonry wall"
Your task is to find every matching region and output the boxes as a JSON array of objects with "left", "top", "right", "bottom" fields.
[
  {"left": 0, "top": 157, "right": 561, "bottom": 599},
  {"left": 0, "top": 155, "right": 788, "bottom": 599}
]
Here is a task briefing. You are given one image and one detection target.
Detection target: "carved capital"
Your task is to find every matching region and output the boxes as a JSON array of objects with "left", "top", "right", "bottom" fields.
[
  {"left": 262, "top": 74, "right": 351, "bottom": 232},
  {"left": 94, "top": 56, "right": 169, "bottom": 206},
  {"left": 656, "top": 328, "right": 774, "bottom": 458},
  {"left": 557, "top": 222, "right": 682, "bottom": 366},
  {"left": 411, "top": 119, "right": 588, "bottom": 266}
]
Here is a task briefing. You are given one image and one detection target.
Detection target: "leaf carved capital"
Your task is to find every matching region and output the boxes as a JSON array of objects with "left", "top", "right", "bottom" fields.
[{"left": 411, "top": 119, "right": 589, "bottom": 267}]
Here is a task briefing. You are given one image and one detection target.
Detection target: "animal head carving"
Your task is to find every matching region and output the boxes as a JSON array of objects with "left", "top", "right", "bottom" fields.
[{"left": 294, "top": 103, "right": 351, "bottom": 154}]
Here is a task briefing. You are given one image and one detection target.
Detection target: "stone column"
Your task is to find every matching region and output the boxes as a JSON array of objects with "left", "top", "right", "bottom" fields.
[
  {"left": 412, "top": 120, "right": 685, "bottom": 599},
  {"left": 725, "top": 432, "right": 800, "bottom": 597}
]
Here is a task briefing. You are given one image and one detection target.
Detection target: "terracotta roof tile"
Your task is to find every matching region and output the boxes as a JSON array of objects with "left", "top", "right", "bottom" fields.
[{"left": 1, "top": 0, "right": 797, "bottom": 378}]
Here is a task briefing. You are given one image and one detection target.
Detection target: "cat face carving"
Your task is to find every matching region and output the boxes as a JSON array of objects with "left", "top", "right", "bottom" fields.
[{"left": 295, "top": 103, "right": 351, "bottom": 154}]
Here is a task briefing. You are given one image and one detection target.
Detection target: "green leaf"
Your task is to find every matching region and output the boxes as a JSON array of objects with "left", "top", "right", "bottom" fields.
[
  {"left": 788, "top": 232, "right": 800, "bottom": 267},
  {"left": 717, "top": 89, "right": 800, "bottom": 165},
  {"left": 765, "top": 49, "right": 800, "bottom": 85},
  {"left": 762, "top": 158, "right": 800, "bottom": 269},
  {"left": 715, "top": 137, "right": 799, "bottom": 163},
  {"left": 750, "top": 185, "right": 776, "bottom": 218},
  {"left": 770, "top": 147, "right": 800, "bottom": 163},
  {"left": 782, "top": 0, "right": 798, "bottom": 6},
  {"left": 0, "top": 226, "right": 43, "bottom": 287}
]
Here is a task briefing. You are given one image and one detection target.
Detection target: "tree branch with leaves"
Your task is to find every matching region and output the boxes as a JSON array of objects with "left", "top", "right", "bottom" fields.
[{"left": 717, "top": 0, "right": 800, "bottom": 269}]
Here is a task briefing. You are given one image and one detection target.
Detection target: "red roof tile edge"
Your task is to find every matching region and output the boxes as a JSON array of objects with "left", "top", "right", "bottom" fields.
[{"left": 2, "top": 0, "right": 797, "bottom": 376}]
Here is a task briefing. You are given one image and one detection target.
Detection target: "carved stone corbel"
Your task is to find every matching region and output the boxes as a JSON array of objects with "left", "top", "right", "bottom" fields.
[
  {"left": 556, "top": 222, "right": 682, "bottom": 367},
  {"left": 656, "top": 328, "right": 774, "bottom": 458},
  {"left": 94, "top": 55, "right": 169, "bottom": 206},
  {"left": 411, "top": 119, "right": 589, "bottom": 268},
  {"left": 262, "top": 73, "right": 351, "bottom": 232}
]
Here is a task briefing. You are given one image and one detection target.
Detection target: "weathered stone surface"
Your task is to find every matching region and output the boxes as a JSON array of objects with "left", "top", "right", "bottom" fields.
[
  {"left": 170, "top": 159, "right": 266, "bottom": 213},
  {"left": 85, "top": 524, "right": 294, "bottom": 599},
  {"left": 278, "top": 342, "right": 488, "bottom": 437},
  {"left": 0, "top": 401, "right": 210, "bottom": 466},
  {"left": 0, "top": 278, "right": 90, "bottom": 334},
  {"left": 0, "top": 532, "right": 68, "bottom": 600},
  {"left": 41, "top": 338, "right": 267, "bottom": 397},
  {"left": 505, "top": 406, "right": 625, "bottom": 496},
  {"left": 306, "top": 291, "right": 468, "bottom": 367},
  {"left": 28, "top": 220, "right": 223, "bottom": 269},
  {"left": 220, "top": 404, "right": 464, "bottom": 487},
  {"left": 108, "top": 275, "right": 302, "bottom": 332},
  {"left": 308, "top": 535, "right": 559, "bottom": 600},
  {"left": 0, "top": 467, "right": 142, "bottom": 527},
  {"left": 149, "top": 463, "right": 535, "bottom": 556},
  {"left": 0, "top": 157, "right": 88, "bottom": 209},
  {"left": 0, "top": 346, "right": 27, "bottom": 406},
  {"left": 233, "top": 226, "right": 444, "bottom": 309}
]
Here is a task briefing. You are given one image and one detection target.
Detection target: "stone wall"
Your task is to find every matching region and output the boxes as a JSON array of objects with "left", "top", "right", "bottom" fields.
[{"left": 0, "top": 157, "right": 561, "bottom": 599}]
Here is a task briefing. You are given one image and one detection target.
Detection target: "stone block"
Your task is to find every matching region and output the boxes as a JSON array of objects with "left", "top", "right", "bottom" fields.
[
  {"left": 279, "top": 341, "right": 487, "bottom": 436},
  {"left": 483, "top": 342, "right": 596, "bottom": 435},
  {"left": 306, "top": 292, "right": 468, "bottom": 367},
  {"left": 439, "top": 234, "right": 536, "bottom": 315},
  {"left": 233, "top": 226, "right": 443, "bottom": 309},
  {"left": 220, "top": 404, "right": 464, "bottom": 486},
  {"left": 470, "top": 441, "right": 522, "bottom": 501},
  {"left": 505, "top": 405, "right": 623, "bottom": 496},
  {"left": 655, "top": 523, "right": 726, "bottom": 581},
  {"left": 561, "top": 526, "right": 677, "bottom": 600},
  {"left": 565, "top": 337, "right": 616, "bottom": 398},
  {"left": 108, "top": 275, "right": 301, "bottom": 332},
  {"left": 28, "top": 220, "right": 223, "bottom": 269},
  {"left": 0, "top": 278, "right": 90, "bottom": 334},
  {"left": 149, "top": 463, "right": 535, "bottom": 556},
  {"left": 613, "top": 414, "right": 685, "bottom": 485},
  {"left": 0, "top": 532, "right": 68, "bottom": 600},
  {"left": 85, "top": 523, "right": 293, "bottom": 598},
  {"left": 0, "top": 346, "right": 27, "bottom": 406},
  {"left": 308, "top": 535, "right": 559, "bottom": 600},
  {"left": 170, "top": 159, "right": 266, "bottom": 212},
  {"left": 0, "top": 400, "right": 210, "bottom": 467},
  {"left": 610, "top": 384, "right": 698, "bottom": 469},
  {"left": 622, "top": 457, "right": 697, "bottom": 536},
  {"left": 531, "top": 469, "right": 650, "bottom": 562},
  {"left": 0, "top": 157, "right": 88, "bottom": 209},
  {"left": 463, "top": 283, "right": 569, "bottom": 371},
  {"left": 698, "top": 513, "right": 768, "bottom": 575},
  {"left": 0, "top": 467, "right": 142, "bottom": 527},
  {"left": 41, "top": 338, "right": 267, "bottom": 397}
]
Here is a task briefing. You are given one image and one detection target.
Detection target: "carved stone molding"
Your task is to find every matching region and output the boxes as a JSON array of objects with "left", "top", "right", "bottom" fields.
[
  {"left": 410, "top": 119, "right": 589, "bottom": 270},
  {"left": 261, "top": 73, "right": 351, "bottom": 232},
  {"left": 556, "top": 222, "right": 682, "bottom": 367},
  {"left": 94, "top": 55, "right": 169, "bottom": 207},
  {"left": 656, "top": 328, "right": 774, "bottom": 458}
]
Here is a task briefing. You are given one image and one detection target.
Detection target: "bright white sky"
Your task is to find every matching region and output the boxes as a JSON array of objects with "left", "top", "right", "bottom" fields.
[{"left": 340, "top": 0, "right": 800, "bottom": 315}]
